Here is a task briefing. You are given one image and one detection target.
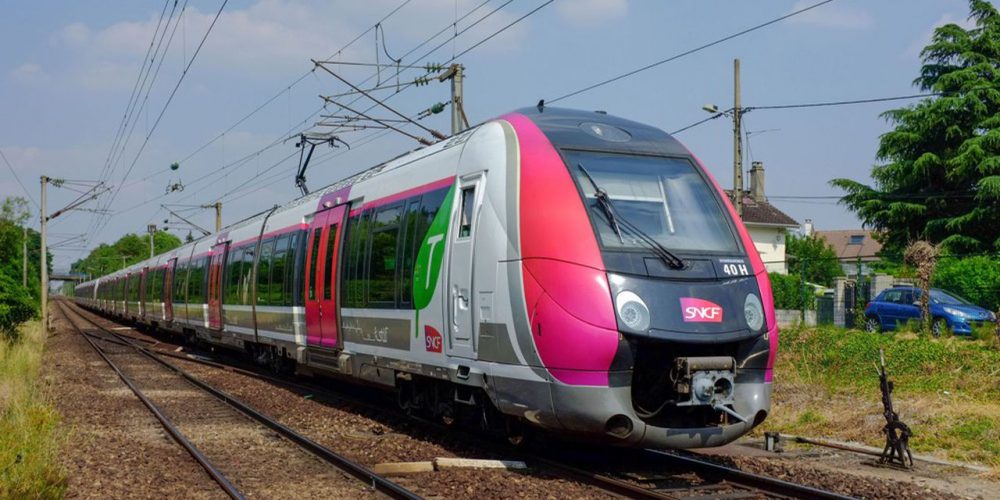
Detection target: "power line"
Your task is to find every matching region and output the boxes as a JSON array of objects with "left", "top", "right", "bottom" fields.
[
  {"left": 163, "top": 0, "right": 512, "bottom": 213},
  {"left": 119, "top": 0, "right": 464, "bottom": 221},
  {"left": 98, "top": 0, "right": 175, "bottom": 185},
  {"left": 137, "top": 0, "right": 416, "bottom": 184},
  {"left": 95, "top": 0, "right": 229, "bottom": 237},
  {"left": 0, "top": 148, "right": 39, "bottom": 209},
  {"left": 546, "top": 0, "right": 836, "bottom": 105}
]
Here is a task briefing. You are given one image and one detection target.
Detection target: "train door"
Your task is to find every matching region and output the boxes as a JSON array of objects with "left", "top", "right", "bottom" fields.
[
  {"left": 139, "top": 267, "right": 149, "bottom": 318},
  {"left": 164, "top": 259, "right": 177, "bottom": 322},
  {"left": 305, "top": 205, "right": 346, "bottom": 348},
  {"left": 207, "top": 242, "right": 229, "bottom": 330},
  {"left": 446, "top": 174, "right": 484, "bottom": 358}
]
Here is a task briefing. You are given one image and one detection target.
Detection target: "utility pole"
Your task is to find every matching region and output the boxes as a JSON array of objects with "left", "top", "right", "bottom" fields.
[
  {"left": 732, "top": 58, "right": 744, "bottom": 218},
  {"left": 22, "top": 225, "right": 28, "bottom": 287},
  {"left": 201, "top": 202, "right": 222, "bottom": 232},
  {"left": 38, "top": 177, "right": 107, "bottom": 328},
  {"left": 40, "top": 176, "right": 48, "bottom": 331},
  {"left": 147, "top": 224, "right": 156, "bottom": 258},
  {"left": 447, "top": 64, "right": 466, "bottom": 135}
]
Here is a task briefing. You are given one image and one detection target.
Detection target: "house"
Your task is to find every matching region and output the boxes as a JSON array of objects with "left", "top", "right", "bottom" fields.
[
  {"left": 814, "top": 229, "right": 883, "bottom": 276},
  {"left": 725, "top": 161, "right": 799, "bottom": 274}
]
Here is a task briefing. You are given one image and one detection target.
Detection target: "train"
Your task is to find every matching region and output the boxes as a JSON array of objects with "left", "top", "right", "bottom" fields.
[{"left": 74, "top": 106, "right": 778, "bottom": 449}]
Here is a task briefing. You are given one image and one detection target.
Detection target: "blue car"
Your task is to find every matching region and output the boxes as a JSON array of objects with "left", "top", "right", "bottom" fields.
[{"left": 864, "top": 287, "right": 997, "bottom": 336}]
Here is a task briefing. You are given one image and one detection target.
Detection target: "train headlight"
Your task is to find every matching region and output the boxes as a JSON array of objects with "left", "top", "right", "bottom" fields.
[
  {"left": 615, "top": 291, "right": 650, "bottom": 332},
  {"left": 744, "top": 293, "right": 764, "bottom": 332}
]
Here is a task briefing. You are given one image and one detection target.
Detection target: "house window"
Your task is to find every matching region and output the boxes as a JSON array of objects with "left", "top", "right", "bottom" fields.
[{"left": 848, "top": 234, "right": 864, "bottom": 245}]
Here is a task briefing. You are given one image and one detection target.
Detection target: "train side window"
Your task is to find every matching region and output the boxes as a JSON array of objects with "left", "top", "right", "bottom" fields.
[
  {"left": 289, "top": 231, "right": 305, "bottom": 307},
  {"left": 323, "top": 224, "right": 338, "bottom": 301},
  {"left": 458, "top": 186, "right": 475, "bottom": 238},
  {"left": 397, "top": 198, "right": 421, "bottom": 307},
  {"left": 285, "top": 232, "right": 300, "bottom": 307},
  {"left": 369, "top": 205, "right": 402, "bottom": 306},
  {"left": 241, "top": 247, "right": 254, "bottom": 305},
  {"left": 308, "top": 228, "right": 322, "bottom": 301},
  {"left": 174, "top": 262, "right": 187, "bottom": 302},
  {"left": 341, "top": 210, "right": 370, "bottom": 308},
  {"left": 270, "top": 235, "right": 288, "bottom": 306},
  {"left": 257, "top": 238, "right": 274, "bottom": 305},
  {"left": 225, "top": 248, "right": 243, "bottom": 305}
]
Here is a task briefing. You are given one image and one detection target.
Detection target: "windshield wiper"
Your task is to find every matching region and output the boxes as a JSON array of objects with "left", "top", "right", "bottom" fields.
[
  {"left": 577, "top": 164, "right": 624, "bottom": 243},
  {"left": 577, "top": 164, "right": 685, "bottom": 270}
]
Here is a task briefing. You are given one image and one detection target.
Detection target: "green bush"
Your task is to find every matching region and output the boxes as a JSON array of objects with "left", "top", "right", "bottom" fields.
[
  {"left": 932, "top": 255, "right": 1000, "bottom": 311},
  {"left": 0, "top": 274, "right": 36, "bottom": 340},
  {"left": 768, "top": 272, "right": 816, "bottom": 310}
]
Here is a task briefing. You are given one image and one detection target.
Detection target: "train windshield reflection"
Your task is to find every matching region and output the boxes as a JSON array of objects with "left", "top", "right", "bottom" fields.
[{"left": 566, "top": 151, "right": 739, "bottom": 254}]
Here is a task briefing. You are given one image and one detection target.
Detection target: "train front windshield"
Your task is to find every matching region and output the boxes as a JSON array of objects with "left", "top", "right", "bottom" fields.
[{"left": 566, "top": 151, "right": 739, "bottom": 255}]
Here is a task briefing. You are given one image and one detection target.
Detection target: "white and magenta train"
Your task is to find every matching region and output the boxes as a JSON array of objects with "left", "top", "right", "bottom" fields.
[{"left": 75, "top": 107, "right": 777, "bottom": 448}]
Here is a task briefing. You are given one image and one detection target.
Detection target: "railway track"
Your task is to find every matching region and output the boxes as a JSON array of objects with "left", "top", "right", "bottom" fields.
[
  {"left": 65, "top": 302, "right": 854, "bottom": 499},
  {"left": 55, "top": 301, "right": 418, "bottom": 500}
]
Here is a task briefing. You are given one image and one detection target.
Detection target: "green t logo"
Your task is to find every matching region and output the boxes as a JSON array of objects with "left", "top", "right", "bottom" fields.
[{"left": 413, "top": 184, "right": 455, "bottom": 311}]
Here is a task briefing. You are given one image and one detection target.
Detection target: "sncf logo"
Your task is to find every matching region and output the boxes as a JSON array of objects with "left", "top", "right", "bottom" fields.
[
  {"left": 424, "top": 325, "right": 443, "bottom": 353},
  {"left": 680, "top": 297, "right": 724, "bottom": 323}
]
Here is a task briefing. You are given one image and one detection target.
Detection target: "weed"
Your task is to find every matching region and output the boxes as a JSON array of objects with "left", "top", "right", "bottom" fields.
[
  {"left": 768, "top": 325, "right": 1000, "bottom": 467},
  {"left": 0, "top": 321, "right": 66, "bottom": 498}
]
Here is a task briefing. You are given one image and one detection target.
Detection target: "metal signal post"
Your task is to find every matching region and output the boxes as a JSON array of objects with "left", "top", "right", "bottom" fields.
[{"left": 732, "top": 58, "right": 743, "bottom": 217}]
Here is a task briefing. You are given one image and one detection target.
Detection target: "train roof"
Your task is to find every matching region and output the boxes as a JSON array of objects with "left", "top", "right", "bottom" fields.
[{"left": 515, "top": 106, "right": 690, "bottom": 157}]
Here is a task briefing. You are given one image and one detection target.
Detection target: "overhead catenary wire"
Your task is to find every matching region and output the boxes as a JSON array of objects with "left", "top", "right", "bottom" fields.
[
  {"left": 127, "top": 0, "right": 494, "bottom": 228},
  {"left": 0, "top": 148, "right": 39, "bottom": 210},
  {"left": 671, "top": 84, "right": 1000, "bottom": 135},
  {"left": 94, "top": 0, "right": 229, "bottom": 237},
  {"left": 98, "top": 0, "right": 176, "bottom": 185},
  {"left": 546, "top": 0, "right": 837, "bottom": 105},
  {"left": 173, "top": 0, "right": 526, "bottom": 215},
  {"left": 138, "top": 0, "right": 416, "bottom": 184}
]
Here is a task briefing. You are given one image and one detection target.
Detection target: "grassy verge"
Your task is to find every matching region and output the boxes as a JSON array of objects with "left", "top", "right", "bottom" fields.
[
  {"left": 0, "top": 321, "right": 66, "bottom": 498},
  {"left": 765, "top": 325, "right": 1000, "bottom": 469}
]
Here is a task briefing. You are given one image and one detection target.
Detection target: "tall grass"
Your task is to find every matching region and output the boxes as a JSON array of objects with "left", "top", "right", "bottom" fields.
[
  {"left": 0, "top": 321, "right": 65, "bottom": 499},
  {"left": 770, "top": 325, "right": 1000, "bottom": 468}
]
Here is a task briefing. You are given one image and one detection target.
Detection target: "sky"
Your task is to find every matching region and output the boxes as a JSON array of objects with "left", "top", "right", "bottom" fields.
[{"left": 0, "top": 0, "right": 983, "bottom": 272}]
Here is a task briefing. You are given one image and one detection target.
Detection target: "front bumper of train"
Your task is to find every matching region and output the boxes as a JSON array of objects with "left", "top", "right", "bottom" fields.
[{"left": 543, "top": 372, "right": 771, "bottom": 448}]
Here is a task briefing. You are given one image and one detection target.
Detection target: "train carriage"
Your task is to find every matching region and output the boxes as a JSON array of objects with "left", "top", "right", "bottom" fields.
[{"left": 76, "top": 107, "right": 777, "bottom": 449}]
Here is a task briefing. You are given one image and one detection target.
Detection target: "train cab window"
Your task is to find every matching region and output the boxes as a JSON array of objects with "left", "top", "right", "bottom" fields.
[{"left": 458, "top": 187, "right": 475, "bottom": 238}]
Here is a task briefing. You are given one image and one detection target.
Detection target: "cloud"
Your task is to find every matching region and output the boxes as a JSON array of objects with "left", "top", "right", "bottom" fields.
[
  {"left": 51, "top": 22, "right": 91, "bottom": 46},
  {"left": 903, "top": 12, "right": 977, "bottom": 60},
  {"left": 9, "top": 63, "right": 49, "bottom": 84},
  {"left": 49, "top": 0, "right": 529, "bottom": 91},
  {"left": 555, "top": 0, "right": 627, "bottom": 26},
  {"left": 787, "top": 0, "right": 873, "bottom": 30}
]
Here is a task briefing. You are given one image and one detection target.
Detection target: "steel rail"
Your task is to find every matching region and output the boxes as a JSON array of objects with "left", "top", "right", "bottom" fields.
[
  {"left": 63, "top": 301, "right": 421, "bottom": 500},
  {"left": 70, "top": 301, "right": 853, "bottom": 499},
  {"left": 55, "top": 302, "right": 244, "bottom": 500},
  {"left": 643, "top": 450, "right": 855, "bottom": 500}
]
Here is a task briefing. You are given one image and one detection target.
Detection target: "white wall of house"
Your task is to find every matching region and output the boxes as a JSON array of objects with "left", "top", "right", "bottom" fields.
[{"left": 747, "top": 225, "right": 789, "bottom": 274}]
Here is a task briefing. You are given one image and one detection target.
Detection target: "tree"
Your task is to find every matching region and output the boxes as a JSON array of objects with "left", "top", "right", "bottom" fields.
[
  {"left": 832, "top": 0, "right": 1000, "bottom": 256},
  {"left": 71, "top": 231, "right": 182, "bottom": 277},
  {"left": 904, "top": 241, "right": 940, "bottom": 335},
  {"left": 786, "top": 234, "right": 844, "bottom": 286}
]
